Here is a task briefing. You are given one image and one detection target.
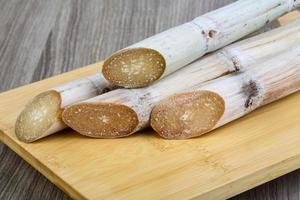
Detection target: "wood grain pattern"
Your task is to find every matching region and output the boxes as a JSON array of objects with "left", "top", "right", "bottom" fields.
[{"left": 0, "top": 0, "right": 299, "bottom": 199}]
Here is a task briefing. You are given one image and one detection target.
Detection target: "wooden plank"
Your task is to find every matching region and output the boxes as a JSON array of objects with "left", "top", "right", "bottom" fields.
[{"left": 0, "top": 0, "right": 62, "bottom": 92}]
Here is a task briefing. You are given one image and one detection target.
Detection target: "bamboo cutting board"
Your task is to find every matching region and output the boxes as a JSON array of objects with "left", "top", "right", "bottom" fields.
[{"left": 0, "top": 11, "right": 300, "bottom": 200}]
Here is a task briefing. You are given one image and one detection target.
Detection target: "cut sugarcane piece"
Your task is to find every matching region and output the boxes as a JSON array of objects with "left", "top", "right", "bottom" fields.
[
  {"left": 102, "top": 0, "right": 299, "bottom": 88},
  {"left": 15, "top": 73, "right": 113, "bottom": 142},
  {"left": 151, "top": 46, "right": 300, "bottom": 139},
  {"left": 62, "top": 19, "right": 300, "bottom": 138}
]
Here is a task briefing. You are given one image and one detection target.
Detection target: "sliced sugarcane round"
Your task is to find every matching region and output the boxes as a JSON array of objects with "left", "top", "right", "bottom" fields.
[
  {"left": 62, "top": 103, "right": 138, "bottom": 138},
  {"left": 150, "top": 91, "right": 225, "bottom": 139},
  {"left": 15, "top": 90, "right": 64, "bottom": 142},
  {"left": 103, "top": 48, "right": 166, "bottom": 88}
]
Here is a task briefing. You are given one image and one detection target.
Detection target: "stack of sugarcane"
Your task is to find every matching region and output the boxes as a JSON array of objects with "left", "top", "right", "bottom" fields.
[{"left": 16, "top": 0, "right": 300, "bottom": 142}]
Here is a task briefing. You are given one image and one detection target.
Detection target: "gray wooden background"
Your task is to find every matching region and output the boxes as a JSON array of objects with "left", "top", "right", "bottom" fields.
[{"left": 0, "top": 0, "right": 299, "bottom": 199}]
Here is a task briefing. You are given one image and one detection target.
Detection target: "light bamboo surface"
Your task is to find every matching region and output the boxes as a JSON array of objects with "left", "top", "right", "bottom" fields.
[{"left": 0, "top": 11, "right": 300, "bottom": 200}]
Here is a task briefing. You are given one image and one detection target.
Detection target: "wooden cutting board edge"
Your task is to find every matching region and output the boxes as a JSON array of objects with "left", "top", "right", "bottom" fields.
[
  {"left": 200, "top": 148, "right": 300, "bottom": 199},
  {"left": 0, "top": 128, "right": 85, "bottom": 200}
]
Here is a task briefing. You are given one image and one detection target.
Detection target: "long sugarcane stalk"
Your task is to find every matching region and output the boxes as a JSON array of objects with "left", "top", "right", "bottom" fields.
[
  {"left": 102, "top": 0, "right": 299, "bottom": 88},
  {"left": 151, "top": 45, "right": 300, "bottom": 139},
  {"left": 15, "top": 73, "right": 113, "bottom": 142},
  {"left": 62, "top": 19, "right": 300, "bottom": 138}
]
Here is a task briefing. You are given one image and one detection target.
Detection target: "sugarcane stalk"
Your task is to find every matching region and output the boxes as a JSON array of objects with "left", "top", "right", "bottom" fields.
[
  {"left": 62, "top": 19, "right": 300, "bottom": 138},
  {"left": 15, "top": 73, "right": 113, "bottom": 142},
  {"left": 151, "top": 45, "right": 300, "bottom": 139},
  {"left": 102, "top": 0, "right": 299, "bottom": 88}
]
